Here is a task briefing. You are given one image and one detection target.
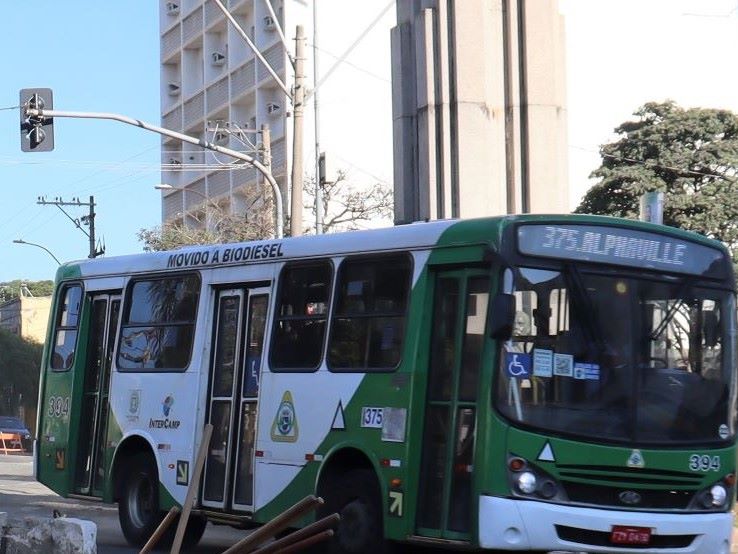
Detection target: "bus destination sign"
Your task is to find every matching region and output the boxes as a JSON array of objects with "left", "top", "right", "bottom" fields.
[{"left": 517, "top": 224, "right": 724, "bottom": 275}]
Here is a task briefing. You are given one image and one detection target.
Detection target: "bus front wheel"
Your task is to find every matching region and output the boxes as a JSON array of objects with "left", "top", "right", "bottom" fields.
[
  {"left": 320, "top": 468, "right": 389, "bottom": 554},
  {"left": 118, "top": 453, "right": 207, "bottom": 549},
  {"left": 118, "top": 453, "right": 163, "bottom": 547}
]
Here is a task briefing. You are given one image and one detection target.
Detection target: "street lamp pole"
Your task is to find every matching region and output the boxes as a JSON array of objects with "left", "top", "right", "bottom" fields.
[{"left": 12, "top": 239, "right": 61, "bottom": 266}]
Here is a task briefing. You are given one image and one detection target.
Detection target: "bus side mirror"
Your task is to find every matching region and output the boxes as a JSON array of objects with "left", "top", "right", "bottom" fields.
[{"left": 488, "top": 293, "right": 515, "bottom": 340}]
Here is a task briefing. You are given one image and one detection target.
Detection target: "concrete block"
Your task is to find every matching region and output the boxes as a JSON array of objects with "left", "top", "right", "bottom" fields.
[{"left": 2, "top": 516, "right": 96, "bottom": 554}]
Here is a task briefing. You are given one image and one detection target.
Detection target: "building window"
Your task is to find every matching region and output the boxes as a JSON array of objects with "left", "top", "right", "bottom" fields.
[
  {"left": 271, "top": 262, "right": 332, "bottom": 371},
  {"left": 328, "top": 254, "right": 412, "bottom": 371},
  {"left": 51, "top": 284, "right": 83, "bottom": 371},
  {"left": 117, "top": 275, "right": 200, "bottom": 371}
]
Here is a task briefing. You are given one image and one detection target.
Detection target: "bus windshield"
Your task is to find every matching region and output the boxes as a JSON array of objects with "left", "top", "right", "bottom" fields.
[{"left": 496, "top": 265, "right": 736, "bottom": 445}]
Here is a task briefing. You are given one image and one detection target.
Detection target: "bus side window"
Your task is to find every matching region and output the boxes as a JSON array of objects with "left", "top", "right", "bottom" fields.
[
  {"left": 328, "top": 254, "right": 412, "bottom": 371},
  {"left": 271, "top": 261, "right": 333, "bottom": 371},
  {"left": 51, "top": 284, "right": 83, "bottom": 371},
  {"left": 117, "top": 275, "right": 200, "bottom": 372}
]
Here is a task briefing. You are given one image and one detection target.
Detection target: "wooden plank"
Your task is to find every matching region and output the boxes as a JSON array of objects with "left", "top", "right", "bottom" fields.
[
  {"left": 139, "top": 506, "right": 180, "bottom": 554},
  {"left": 221, "top": 495, "right": 323, "bottom": 554},
  {"left": 249, "top": 513, "right": 339, "bottom": 554},
  {"left": 170, "top": 423, "right": 213, "bottom": 554}
]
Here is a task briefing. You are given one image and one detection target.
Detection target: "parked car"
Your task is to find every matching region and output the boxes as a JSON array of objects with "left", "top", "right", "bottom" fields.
[{"left": 0, "top": 416, "right": 32, "bottom": 452}]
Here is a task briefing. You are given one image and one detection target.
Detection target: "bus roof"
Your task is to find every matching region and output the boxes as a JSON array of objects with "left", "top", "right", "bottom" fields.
[{"left": 56, "top": 214, "right": 731, "bottom": 281}]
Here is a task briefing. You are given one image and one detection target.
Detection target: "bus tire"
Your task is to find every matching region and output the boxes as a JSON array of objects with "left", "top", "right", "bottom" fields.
[
  {"left": 177, "top": 513, "right": 207, "bottom": 550},
  {"left": 118, "top": 452, "right": 163, "bottom": 547},
  {"left": 320, "top": 468, "right": 389, "bottom": 554}
]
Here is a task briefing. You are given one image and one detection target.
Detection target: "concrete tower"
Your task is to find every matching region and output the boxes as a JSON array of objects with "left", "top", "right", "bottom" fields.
[{"left": 391, "top": 0, "right": 569, "bottom": 224}]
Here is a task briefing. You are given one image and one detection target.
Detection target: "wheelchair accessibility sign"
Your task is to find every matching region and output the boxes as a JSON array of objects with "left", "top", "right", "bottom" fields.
[{"left": 505, "top": 352, "right": 531, "bottom": 378}]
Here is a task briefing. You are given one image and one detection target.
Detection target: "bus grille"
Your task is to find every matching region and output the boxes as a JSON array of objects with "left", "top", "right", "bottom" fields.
[
  {"left": 554, "top": 464, "right": 701, "bottom": 509},
  {"left": 556, "top": 464, "right": 703, "bottom": 486},
  {"left": 562, "top": 481, "right": 694, "bottom": 509}
]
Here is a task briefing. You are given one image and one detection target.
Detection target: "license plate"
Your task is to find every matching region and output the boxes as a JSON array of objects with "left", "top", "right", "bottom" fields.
[{"left": 610, "top": 525, "right": 651, "bottom": 545}]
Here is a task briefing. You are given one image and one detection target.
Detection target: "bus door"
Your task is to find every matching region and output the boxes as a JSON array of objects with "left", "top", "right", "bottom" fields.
[
  {"left": 416, "top": 271, "right": 489, "bottom": 540},
  {"left": 203, "top": 287, "right": 269, "bottom": 512},
  {"left": 73, "top": 293, "right": 121, "bottom": 497}
]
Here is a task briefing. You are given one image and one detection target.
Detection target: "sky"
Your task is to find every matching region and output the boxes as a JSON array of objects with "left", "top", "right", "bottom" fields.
[
  {"left": 0, "top": 2, "right": 161, "bottom": 282},
  {"left": 0, "top": 1, "right": 736, "bottom": 282},
  {"left": 561, "top": 0, "right": 738, "bottom": 205}
]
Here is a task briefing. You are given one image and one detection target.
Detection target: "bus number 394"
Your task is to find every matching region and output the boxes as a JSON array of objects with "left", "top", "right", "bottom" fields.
[
  {"left": 689, "top": 454, "right": 720, "bottom": 472},
  {"left": 47, "top": 396, "right": 70, "bottom": 418}
]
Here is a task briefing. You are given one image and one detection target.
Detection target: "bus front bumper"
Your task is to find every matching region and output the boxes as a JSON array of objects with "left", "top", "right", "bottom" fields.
[{"left": 478, "top": 495, "right": 733, "bottom": 553}]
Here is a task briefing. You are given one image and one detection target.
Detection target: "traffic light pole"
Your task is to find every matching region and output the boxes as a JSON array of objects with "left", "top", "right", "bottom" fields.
[{"left": 23, "top": 107, "right": 284, "bottom": 239}]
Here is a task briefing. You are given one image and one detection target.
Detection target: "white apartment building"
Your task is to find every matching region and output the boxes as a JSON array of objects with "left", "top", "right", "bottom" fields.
[
  {"left": 159, "top": 1, "right": 568, "bottom": 232},
  {"left": 159, "top": 0, "right": 309, "bottom": 225},
  {"left": 158, "top": 0, "right": 397, "bottom": 231}
]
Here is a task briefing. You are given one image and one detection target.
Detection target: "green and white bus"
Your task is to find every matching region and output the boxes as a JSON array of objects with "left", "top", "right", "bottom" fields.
[{"left": 36, "top": 214, "right": 737, "bottom": 553}]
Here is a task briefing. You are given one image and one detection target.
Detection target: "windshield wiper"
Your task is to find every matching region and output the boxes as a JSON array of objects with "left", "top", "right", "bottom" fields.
[{"left": 563, "top": 263, "right": 609, "bottom": 361}]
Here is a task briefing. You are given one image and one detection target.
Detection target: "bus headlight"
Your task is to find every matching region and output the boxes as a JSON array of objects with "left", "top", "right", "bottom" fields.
[
  {"left": 517, "top": 471, "right": 537, "bottom": 494},
  {"left": 507, "top": 456, "right": 563, "bottom": 500},
  {"left": 709, "top": 484, "right": 728, "bottom": 507}
]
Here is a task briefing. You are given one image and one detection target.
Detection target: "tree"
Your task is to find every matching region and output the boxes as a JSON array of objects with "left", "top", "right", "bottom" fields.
[
  {"left": 303, "top": 171, "right": 393, "bottom": 234},
  {"left": 576, "top": 101, "right": 738, "bottom": 260},
  {"left": 0, "top": 280, "right": 54, "bottom": 302},
  {"left": 0, "top": 329, "right": 43, "bottom": 430},
  {"left": 138, "top": 172, "right": 394, "bottom": 251},
  {"left": 137, "top": 188, "right": 274, "bottom": 252}
]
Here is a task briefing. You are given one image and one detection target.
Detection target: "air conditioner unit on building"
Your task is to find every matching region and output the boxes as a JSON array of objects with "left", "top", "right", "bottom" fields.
[
  {"left": 165, "top": 2, "right": 180, "bottom": 15},
  {"left": 211, "top": 51, "right": 226, "bottom": 67},
  {"left": 167, "top": 81, "right": 181, "bottom": 96},
  {"left": 266, "top": 102, "right": 281, "bottom": 116},
  {"left": 264, "top": 15, "right": 276, "bottom": 31}
]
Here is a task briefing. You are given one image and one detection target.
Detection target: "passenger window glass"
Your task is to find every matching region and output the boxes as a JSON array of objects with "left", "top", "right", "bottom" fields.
[
  {"left": 329, "top": 254, "right": 411, "bottom": 371},
  {"left": 271, "top": 263, "right": 332, "bottom": 371},
  {"left": 51, "top": 284, "right": 82, "bottom": 371},
  {"left": 117, "top": 275, "right": 200, "bottom": 371}
]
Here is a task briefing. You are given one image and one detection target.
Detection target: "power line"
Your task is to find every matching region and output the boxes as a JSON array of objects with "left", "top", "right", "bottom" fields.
[
  {"left": 569, "top": 144, "right": 736, "bottom": 182},
  {"left": 333, "top": 154, "right": 392, "bottom": 186},
  {"left": 308, "top": 44, "right": 390, "bottom": 84}
]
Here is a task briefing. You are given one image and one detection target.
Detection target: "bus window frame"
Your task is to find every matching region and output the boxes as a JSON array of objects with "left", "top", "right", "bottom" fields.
[
  {"left": 116, "top": 272, "right": 201, "bottom": 374},
  {"left": 327, "top": 252, "right": 414, "bottom": 373},
  {"left": 269, "top": 259, "right": 334, "bottom": 373},
  {"left": 49, "top": 281, "right": 84, "bottom": 373}
]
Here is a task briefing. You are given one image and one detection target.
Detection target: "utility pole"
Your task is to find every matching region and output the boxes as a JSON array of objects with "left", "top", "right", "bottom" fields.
[
  {"left": 36, "top": 195, "right": 103, "bottom": 258},
  {"left": 313, "top": 3, "right": 323, "bottom": 234},
  {"left": 290, "top": 25, "right": 306, "bottom": 237},
  {"left": 261, "top": 124, "right": 272, "bottom": 175},
  {"left": 260, "top": 123, "right": 273, "bottom": 224}
]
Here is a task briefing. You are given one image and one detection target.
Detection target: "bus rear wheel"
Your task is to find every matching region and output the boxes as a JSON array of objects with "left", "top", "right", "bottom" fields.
[{"left": 319, "top": 468, "right": 389, "bottom": 554}]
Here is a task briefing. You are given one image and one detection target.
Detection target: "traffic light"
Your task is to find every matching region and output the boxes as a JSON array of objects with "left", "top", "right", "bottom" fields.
[{"left": 20, "top": 88, "right": 54, "bottom": 152}]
